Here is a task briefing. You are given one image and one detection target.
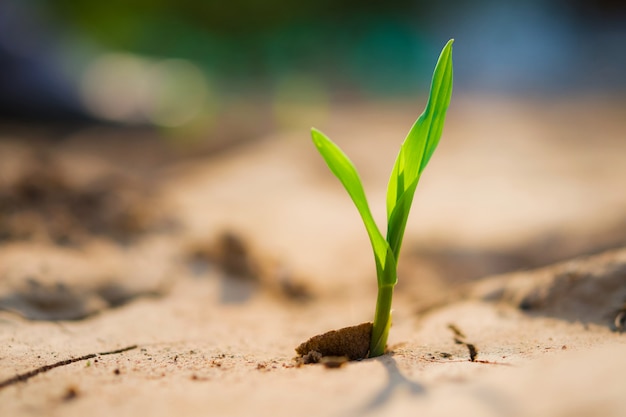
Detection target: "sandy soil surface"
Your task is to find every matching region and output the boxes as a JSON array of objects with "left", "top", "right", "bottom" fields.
[{"left": 1, "top": 96, "right": 625, "bottom": 416}]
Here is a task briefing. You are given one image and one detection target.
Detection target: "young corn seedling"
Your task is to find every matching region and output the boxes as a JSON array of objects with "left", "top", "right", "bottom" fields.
[{"left": 310, "top": 39, "right": 454, "bottom": 358}]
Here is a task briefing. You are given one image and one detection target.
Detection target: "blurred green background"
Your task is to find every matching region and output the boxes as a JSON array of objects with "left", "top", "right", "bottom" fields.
[{"left": 0, "top": 0, "right": 624, "bottom": 131}]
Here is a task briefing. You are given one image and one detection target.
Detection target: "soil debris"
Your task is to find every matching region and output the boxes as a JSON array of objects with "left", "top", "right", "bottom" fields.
[
  {"left": 295, "top": 322, "right": 372, "bottom": 364},
  {"left": 201, "top": 232, "right": 261, "bottom": 280},
  {"left": 0, "top": 152, "right": 164, "bottom": 245},
  {"left": 0, "top": 244, "right": 168, "bottom": 320},
  {"left": 187, "top": 231, "right": 314, "bottom": 303},
  {"left": 468, "top": 247, "right": 626, "bottom": 328},
  {"left": 320, "top": 356, "right": 349, "bottom": 369},
  {"left": 62, "top": 385, "right": 79, "bottom": 401},
  {"left": 614, "top": 306, "right": 626, "bottom": 333}
]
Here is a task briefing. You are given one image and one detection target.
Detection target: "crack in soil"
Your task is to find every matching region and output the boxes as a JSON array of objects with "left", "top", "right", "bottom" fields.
[
  {"left": 0, "top": 345, "right": 137, "bottom": 390},
  {"left": 448, "top": 323, "right": 478, "bottom": 362},
  {"left": 422, "top": 357, "right": 513, "bottom": 366}
]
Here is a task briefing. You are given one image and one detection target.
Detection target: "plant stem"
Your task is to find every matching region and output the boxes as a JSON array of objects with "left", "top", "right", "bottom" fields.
[{"left": 370, "top": 283, "right": 394, "bottom": 357}]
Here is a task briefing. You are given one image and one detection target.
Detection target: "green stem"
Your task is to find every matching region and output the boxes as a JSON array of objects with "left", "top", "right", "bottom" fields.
[{"left": 369, "top": 284, "right": 394, "bottom": 357}]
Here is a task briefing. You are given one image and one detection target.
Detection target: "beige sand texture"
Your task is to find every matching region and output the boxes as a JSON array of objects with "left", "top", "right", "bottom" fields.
[{"left": 1, "top": 97, "right": 625, "bottom": 416}]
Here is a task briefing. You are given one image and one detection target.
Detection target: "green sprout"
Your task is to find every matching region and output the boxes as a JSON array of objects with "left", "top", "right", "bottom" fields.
[{"left": 310, "top": 39, "right": 454, "bottom": 358}]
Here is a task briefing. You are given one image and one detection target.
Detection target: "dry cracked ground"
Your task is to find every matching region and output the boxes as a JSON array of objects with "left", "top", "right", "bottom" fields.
[{"left": 1, "top": 96, "right": 625, "bottom": 417}]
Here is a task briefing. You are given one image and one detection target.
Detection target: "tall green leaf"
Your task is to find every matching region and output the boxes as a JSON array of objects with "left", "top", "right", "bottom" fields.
[
  {"left": 386, "top": 39, "right": 454, "bottom": 258},
  {"left": 311, "top": 128, "right": 397, "bottom": 285}
]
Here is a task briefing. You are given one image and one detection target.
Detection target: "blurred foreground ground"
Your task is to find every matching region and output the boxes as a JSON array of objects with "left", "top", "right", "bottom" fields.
[{"left": 0, "top": 95, "right": 625, "bottom": 416}]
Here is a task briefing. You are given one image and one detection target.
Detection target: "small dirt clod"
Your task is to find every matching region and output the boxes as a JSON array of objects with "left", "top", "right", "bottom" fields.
[
  {"left": 295, "top": 322, "right": 372, "bottom": 363},
  {"left": 62, "top": 386, "right": 79, "bottom": 401}
]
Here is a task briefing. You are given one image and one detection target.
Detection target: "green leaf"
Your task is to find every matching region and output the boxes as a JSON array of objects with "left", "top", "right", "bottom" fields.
[
  {"left": 386, "top": 39, "right": 454, "bottom": 258},
  {"left": 311, "top": 128, "right": 397, "bottom": 285}
]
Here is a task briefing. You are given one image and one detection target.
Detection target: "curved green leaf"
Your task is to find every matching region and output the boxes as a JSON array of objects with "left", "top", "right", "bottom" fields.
[
  {"left": 311, "top": 128, "right": 397, "bottom": 285},
  {"left": 386, "top": 39, "right": 454, "bottom": 258}
]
